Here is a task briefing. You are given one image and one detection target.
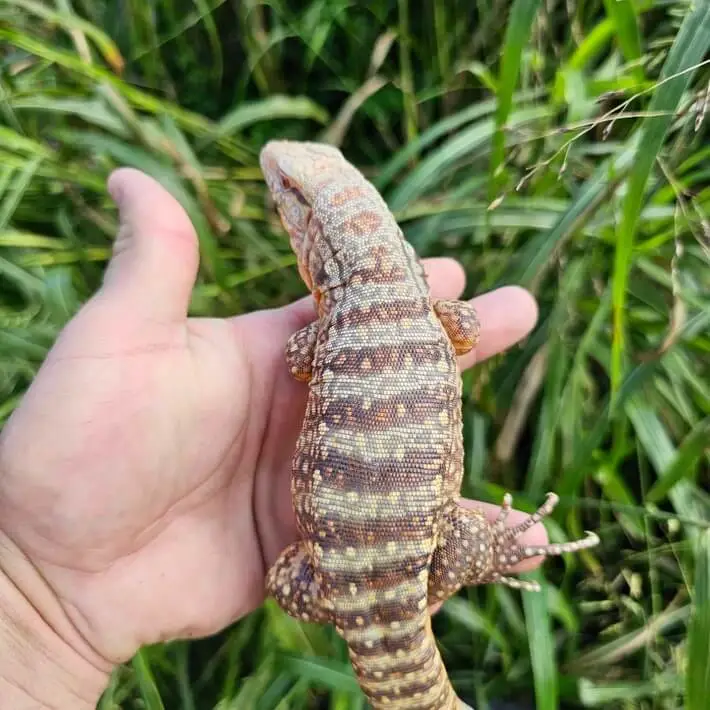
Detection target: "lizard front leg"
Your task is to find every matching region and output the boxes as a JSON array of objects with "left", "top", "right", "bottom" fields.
[
  {"left": 266, "top": 541, "right": 332, "bottom": 623},
  {"left": 429, "top": 494, "right": 599, "bottom": 603},
  {"left": 433, "top": 299, "right": 480, "bottom": 355},
  {"left": 285, "top": 321, "right": 319, "bottom": 381}
]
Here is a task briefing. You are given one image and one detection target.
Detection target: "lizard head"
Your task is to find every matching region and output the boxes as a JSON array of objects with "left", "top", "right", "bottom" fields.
[{"left": 259, "top": 140, "right": 344, "bottom": 292}]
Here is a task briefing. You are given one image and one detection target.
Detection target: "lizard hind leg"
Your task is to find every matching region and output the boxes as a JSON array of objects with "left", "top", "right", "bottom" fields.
[
  {"left": 285, "top": 321, "right": 319, "bottom": 381},
  {"left": 428, "top": 495, "right": 599, "bottom": 603},
  {"left": 486, "top": 492, "right": 600, "bottom": 591},
  {"left": 266, "top": 541, "right": 331, "bottom": 624},
  {"left": 428, "top": 503, "right": 492, "bottom": 604},
  {"left": 433, "top": 299, "right": 480, "bottom": 355}
]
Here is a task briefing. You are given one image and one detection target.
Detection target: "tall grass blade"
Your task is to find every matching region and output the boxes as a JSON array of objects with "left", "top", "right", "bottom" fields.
[
  {"left": 5, "top": 0, "right": 125, "bottom": 72},
  {"left": 601, "top": 0, "right": 643, "bottom": 80},
  {"left": 687, "top": 531, "right": 710, "bottom": 710},
  {"left": 645, "top": 419, "right": 710, "bottom": 503},
  {"left": 131, "top": 649, "right": 166, "bottom": 710},
  {"left": 523, "top": 575, "right": 557, "bottom": 710},
  {"left": 611, "top": 2, "right": 710, "bottom": 393},
  {"left": 214, "top": 95, "right": 329, "bottom": 139},
  {"left": 489, "top": 0, "right": 542, "bottom": 195}
]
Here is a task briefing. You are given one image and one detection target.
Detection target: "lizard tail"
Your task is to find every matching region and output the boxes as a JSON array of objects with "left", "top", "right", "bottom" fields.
[{"left": 344, "top": 613, "right": 470, "bottom": 709}]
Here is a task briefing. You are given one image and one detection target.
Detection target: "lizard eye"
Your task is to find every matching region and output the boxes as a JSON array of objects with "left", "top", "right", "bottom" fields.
[{"left": 279, "top": 172, "right": 308, "bottom": 206}]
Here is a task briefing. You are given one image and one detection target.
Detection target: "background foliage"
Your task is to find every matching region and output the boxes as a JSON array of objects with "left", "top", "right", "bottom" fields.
[{"left": 1, "top": 0, "right": 709, "bottom": 708}]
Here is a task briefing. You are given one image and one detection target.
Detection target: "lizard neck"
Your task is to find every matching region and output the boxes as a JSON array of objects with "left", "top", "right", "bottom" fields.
[
  {"left": 309, "top": 236, "right": 430, "bottom": 323},
  {"left": 304, "top": 177, "right": 425, "bottom": 297}
]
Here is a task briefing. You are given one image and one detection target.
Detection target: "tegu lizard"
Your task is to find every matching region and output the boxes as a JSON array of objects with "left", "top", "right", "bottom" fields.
[{"left": 259, "top": 140, "right": 599, "bottom": 710}]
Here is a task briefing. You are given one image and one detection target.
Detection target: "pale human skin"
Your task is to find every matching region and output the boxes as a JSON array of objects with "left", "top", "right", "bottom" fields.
[{"left": 0, "top": 168, "right": 543, "bottom": 708}]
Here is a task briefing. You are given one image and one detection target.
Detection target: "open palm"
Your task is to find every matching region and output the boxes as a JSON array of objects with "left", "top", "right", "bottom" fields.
[{"left": 0, "top": 168, "right": 542, "bottom": 668}]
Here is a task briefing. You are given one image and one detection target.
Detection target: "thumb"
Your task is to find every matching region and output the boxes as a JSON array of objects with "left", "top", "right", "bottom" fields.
[{"left": 101, "top": 168, "right": 199, "bottom": 322}]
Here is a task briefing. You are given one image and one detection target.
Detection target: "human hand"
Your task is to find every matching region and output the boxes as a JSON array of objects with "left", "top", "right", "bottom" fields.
[{"left": 0, "top": 169, "right": 541, "bottom": 704}]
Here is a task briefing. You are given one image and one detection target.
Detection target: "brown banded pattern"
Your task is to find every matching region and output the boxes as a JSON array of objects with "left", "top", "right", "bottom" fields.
[
  {"left": 260, "top": 139, "right": 465, "bottom": 708},
  {"left": 271, "top": 147, "right": 465, "bottom": 707},
  {"left": 260, "top": 140, "right": 597, "bottom": 710}
]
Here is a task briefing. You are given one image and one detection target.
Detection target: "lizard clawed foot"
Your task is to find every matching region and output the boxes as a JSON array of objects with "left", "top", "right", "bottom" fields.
[
  {"left": 433, "top": 299, "right": 480, "bottom": 355},
  {"left": 486, "top": 492, "right": 599, "bottom": 592},
  {"left": 285, "top": 321, "right": 318, "bottom": 381},
  {"left": 428, "top": 495, "right": 599, "bottom": 602},
  {"left": 266, "top": 541, "right": 332, "bottom": 623}
]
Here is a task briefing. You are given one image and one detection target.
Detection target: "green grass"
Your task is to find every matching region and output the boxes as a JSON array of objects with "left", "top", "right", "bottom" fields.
[{"left": 1, "top": 0, "right": 709, "bottom": 708}]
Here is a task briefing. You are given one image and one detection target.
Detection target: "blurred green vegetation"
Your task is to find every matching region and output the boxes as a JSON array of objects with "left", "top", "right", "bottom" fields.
[{"left": 1, "top": 0, "right": 709, "bottom": 708}]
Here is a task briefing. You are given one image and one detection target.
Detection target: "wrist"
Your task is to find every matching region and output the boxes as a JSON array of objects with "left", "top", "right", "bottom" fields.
[{"left": 0, "top": 532, "right": 111, "bottom": 709}]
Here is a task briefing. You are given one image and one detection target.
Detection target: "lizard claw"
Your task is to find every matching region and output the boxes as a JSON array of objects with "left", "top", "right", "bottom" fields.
[{"left": 488, "top": 492, "right": 600, "bottom": 591}]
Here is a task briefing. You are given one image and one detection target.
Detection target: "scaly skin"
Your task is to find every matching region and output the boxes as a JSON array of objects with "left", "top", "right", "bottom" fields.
[{"left": 259, "top": 140, "right": 599, "bottom": 710}]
